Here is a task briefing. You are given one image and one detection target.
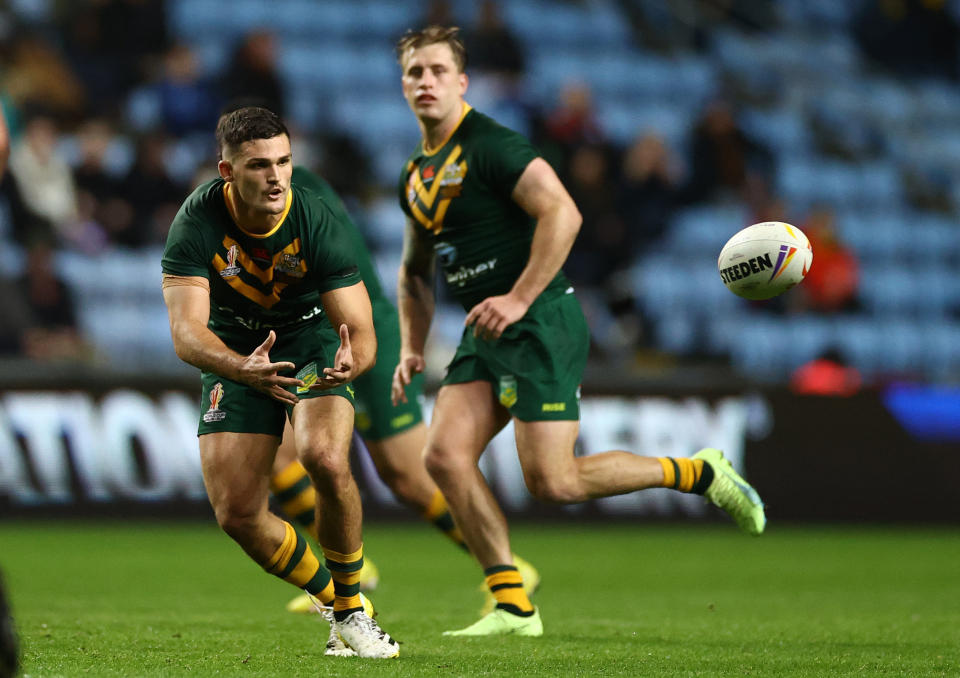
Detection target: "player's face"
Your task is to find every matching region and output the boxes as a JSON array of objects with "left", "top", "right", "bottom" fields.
[
  {"left": 401, "top": 42, "right": 468, "bottom": 124},
  {"left": 219, "top": 134, "right": 292, "bottom": 215}
]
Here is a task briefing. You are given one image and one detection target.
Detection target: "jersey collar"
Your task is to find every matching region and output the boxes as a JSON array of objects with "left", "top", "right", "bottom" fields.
[
  {"left": 422, "top": 102, "right": 472, "bottom": 157},
  {"left": 223, "top": 182, "right": 293, "bottom": 238}
]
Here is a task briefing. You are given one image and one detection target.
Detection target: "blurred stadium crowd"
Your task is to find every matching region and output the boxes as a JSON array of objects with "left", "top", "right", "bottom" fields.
[{"left": 0, "top": 0, "right": 959, "bottom": 386}]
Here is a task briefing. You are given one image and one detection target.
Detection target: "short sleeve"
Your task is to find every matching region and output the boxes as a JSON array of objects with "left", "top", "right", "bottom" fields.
[
  {"left": 161, "top": 212, "right": 209, "bottom": 278},
  {"left": 300, "top": 193, "right": 362, "bottom": 294},
  {"left": 473, "top": 125, "right": 539, "bottom": 199}
]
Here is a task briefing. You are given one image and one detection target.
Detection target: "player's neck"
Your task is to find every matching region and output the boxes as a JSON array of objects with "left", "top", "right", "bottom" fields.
[
  {"left": 225, "top": 183, "right": 285, "bottom": 235},
  {"left": 421, "top": 101, "right": 468, "bottom": 154}
]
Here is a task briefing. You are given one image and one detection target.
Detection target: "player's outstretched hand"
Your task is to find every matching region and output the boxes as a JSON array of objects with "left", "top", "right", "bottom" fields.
[
  {"left": 313, "top": 323, "right": 356, "bottom": 390},
  {"left": 239, "top": 330, "right": 303, "bottom": 405},
  {"left": 391, "top": 353, "right": 425, "bottom": 405},
  {"left": 465, "top": 294, "right": 529, "bottom": 341}
]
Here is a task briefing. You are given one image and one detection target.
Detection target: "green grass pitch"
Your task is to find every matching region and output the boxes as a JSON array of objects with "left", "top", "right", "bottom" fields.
[{"left": 1, "top": 521, "right": 958, "bottom": 677}]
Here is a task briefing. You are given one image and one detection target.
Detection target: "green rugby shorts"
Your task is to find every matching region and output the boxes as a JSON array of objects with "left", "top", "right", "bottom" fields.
[{"left": 442, "top": 289, "right": 589, "bottom": 421}]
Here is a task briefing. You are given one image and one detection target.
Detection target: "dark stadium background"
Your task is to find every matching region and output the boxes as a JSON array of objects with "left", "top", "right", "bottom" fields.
[
  {"left": 2, "top": 3, "right": 960, "bottom": 676},
  {"left": 1, "top": 0, "right": 959, "bottom": 524}
]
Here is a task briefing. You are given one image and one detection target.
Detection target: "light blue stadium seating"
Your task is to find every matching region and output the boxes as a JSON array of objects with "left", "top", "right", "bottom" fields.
[{"left": 96, "top": 0, "right": 960, "bottom": 385}]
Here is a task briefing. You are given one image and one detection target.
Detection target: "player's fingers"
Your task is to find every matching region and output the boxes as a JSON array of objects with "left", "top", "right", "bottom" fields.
[
  {"left": 256, "top": 330, "right": 277, "bottom": 355},
  {"left": 391, "top": 375, "right": 408, "bottom": 405},
  {"left": 464, "top": 303, "right": 479, "bottom": 326},
  {"left": 491, "top": 317, "right": 510, "bottom": 339},
  {"left": 268, "top": 361, "right": 296, "bottom": 374},
  {"left": 269, "top": 386, "right": 298, "bottom": 405},
  {"left": 338, "top": 323, "right": 351, "bottom": 348},
  {"left": 271, "top": 375, "right": 304, "bottom": 389}
]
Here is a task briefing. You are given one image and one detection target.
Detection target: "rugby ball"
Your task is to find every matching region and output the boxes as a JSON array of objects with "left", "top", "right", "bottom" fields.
[{"left": 718, "top": 222, "right": 813, "bottom": 300}]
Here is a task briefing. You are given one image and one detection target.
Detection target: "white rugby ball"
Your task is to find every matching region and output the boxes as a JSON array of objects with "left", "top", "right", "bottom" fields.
[{"left": 718, "top": 221, "right": 813, "bottom": 300}]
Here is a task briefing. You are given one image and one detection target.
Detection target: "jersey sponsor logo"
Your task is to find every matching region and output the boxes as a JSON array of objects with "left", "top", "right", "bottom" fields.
[
  {"left": 212, "top": 237, "right": 307, "bottom": 309},
  {"left": 445, "top": 258, "right": 497, "bottom": 287},
  {"left": 219, "top": 245, "right": 242, "bottom": 278},
  {"left": 250, "top": 247, "right": 271, "bottom": 266},
  {"left": 435, "top": 242, "right": 457, "bottom": 266},
  {"left": 499, "top": 375, "right": 518, "bottom": 408},
  {"left": 390, "top": 413, "right": 415, "bottom": 430},
  {"left": 406, "top": 145, "right": 467, "bottom": 234},
  {"left": 541, "top": 402, "right": 566, "bottom": 412},
  {"left": 202, "top": 383, "right": 227, "bottom": 422}
]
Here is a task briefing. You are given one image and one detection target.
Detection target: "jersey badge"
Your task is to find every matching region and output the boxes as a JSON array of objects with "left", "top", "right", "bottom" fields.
[
  {"left": 219, "top": 245, "right": 242, "bottom": 278},
  {"left": 274, "top": 253, "right": 305, "bottom": 279},
  {"left": 202, "top": 382, "right": 227, "bottom": 422},
  {"left": 438, "top": 162, "right": 465, "bottom": 198},
  {"left": 499, "top": 375, "right": 518, "bottom": 408},
  {"left": 296, "top": 362, "right": 318, "bottom": 394}
]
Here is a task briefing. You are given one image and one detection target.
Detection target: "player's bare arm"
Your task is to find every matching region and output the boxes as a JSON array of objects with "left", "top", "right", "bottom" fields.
[
  {"left": 312, "top": 280, "right": 376, "bottom": 389},
  {"left": 392, "top": 217, "right": 436, "bottom": 404},
  {"left": 162, "top": 274, "right": 303, "bottom": 405},
  {"left": 464, "top": 157, "right": 582, "bottom": 339}
]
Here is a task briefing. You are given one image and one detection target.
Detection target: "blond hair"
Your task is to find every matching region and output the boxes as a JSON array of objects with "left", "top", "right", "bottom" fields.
[{"left": 395, "top": 25, "right": 467, "bottom": 72}]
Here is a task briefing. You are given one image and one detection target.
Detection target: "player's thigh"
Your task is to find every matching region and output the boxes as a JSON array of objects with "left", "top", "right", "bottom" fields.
[
  {"left": 289, "top": 393, "right": 355, "bottom": 463},
  {"left": 427, "top": 381, "right": 511, "bottom": 465},
  {"left": 199, "top": 431, "right": 279, "bottom": 515},
  {"left": 273, "top": 418, "right": 298, "bottom": 474},
  {"left": 514, "top": 419, "right": 581, "bottom": 490},
  {"left": 364, "top": 422, "right": 428, "bottom": 476}
]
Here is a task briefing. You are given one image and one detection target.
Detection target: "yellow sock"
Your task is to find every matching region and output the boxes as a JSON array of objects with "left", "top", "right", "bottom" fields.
[
  {"left": 485, "top": 565, "right": 534, "bottom": 616},
  {"left": 270, "top": 461, "right": 318, "bottom": 540},
  {"left": 322, "top": 544, "right": 364, "bottom": 620},
  {"left": 657, "top": 457, "right": 710, "bottom": 493},
  {"left": 262, "top": 521, "right": 332, "bottom": 597},
  {"left": 422, "top": 490, "right": 468, "bottom": 551}
]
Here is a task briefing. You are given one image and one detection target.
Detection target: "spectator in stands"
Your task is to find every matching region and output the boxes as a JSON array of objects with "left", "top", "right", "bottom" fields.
[
  {"left": 155, "top": 43, "right": 221, "bottom": 136},
  {"left": 855, "top": 0, "right": 960, "bottom": 82},
  {"left": 9, "top": 110, "right": 81, "bottom": 246},
  {"left": 118, "top": 132, "right": 189, "bottom": 246},
  {"left": 796, "top": 206, "right": 860, "bottom": 314},
  {"left": 423, "top": 0, "right": 457, "bottom": 26},
  {"left": 790, "top": 348, "right": 862, "bottom": 396},
  {"left": 565, "top": 144, "right": 624, "bottom": 286},
  {"left": 616, "top": 131, "right": 682, "bottom": 255},
  {"left": 564, "top": 143, "right": 645, "bottom": 354},
  {"left": 220, "top": 30, "right": 286, "bottom": 118},
  {"left": 0, "top": 100, "right": 8, "bottom": 179},
  {"left": 544, "top": 82, "right": 604, "bottom": 153},
  {"left": 465, "top": 1, "right": 526, "bottom": 82},
  {"left": 1, "top": 239, "right": 86, "bottom": 361},
  {"left": 0, "top": 32, "right": 87, "bottom": 123},
  {"left": 683, "top": 97, "right": 773, "bottom": 204}
]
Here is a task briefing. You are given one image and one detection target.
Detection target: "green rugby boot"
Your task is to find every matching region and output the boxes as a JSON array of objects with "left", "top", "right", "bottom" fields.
[
  {"left": 443, "top": 607, "right": 543, "bottom": 637},
  {"left": 693, "top": 448, "right": 766, "bottom": 535}
]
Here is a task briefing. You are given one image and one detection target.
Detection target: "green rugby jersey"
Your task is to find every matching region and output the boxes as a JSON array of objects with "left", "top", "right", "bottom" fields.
[
  {"left": 161, "top": 177, "right": 361, "bottom": 350},
  {"left": 398, "top": 106, "right": 572, "bottom": 310},
  {"left": 291, "top": 166, "right": 387, "bottom": 303}
]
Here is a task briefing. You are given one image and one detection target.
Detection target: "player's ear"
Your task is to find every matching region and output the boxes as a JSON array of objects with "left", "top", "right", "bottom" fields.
[
  {"left": 217, "top": 159, "right": 233, "bottom": 182},
  {"left": 459, "top": 72, "right": 468, "bottom": 95}
]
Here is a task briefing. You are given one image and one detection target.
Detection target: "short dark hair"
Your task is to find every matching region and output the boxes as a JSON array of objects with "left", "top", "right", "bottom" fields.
[
  {"left": 395, "top": 25, "right": 467, "bottom": 72},
  {"left": 215, "top": 106, "right": 289, "bottom": 159}
]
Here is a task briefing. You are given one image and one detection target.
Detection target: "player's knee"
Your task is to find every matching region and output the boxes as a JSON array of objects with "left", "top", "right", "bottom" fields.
[
  {"left": 299, "top": 441, "right": 351, "bottom": 481},
  {"left": 523, "top": 470, "right": 582, "bottom": 504},
  {"left": 214, "top": 503, "right": 262, "bottom": 543},
  {"left": 423, "top": 444, "right": 469, "bottom": 484}
]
